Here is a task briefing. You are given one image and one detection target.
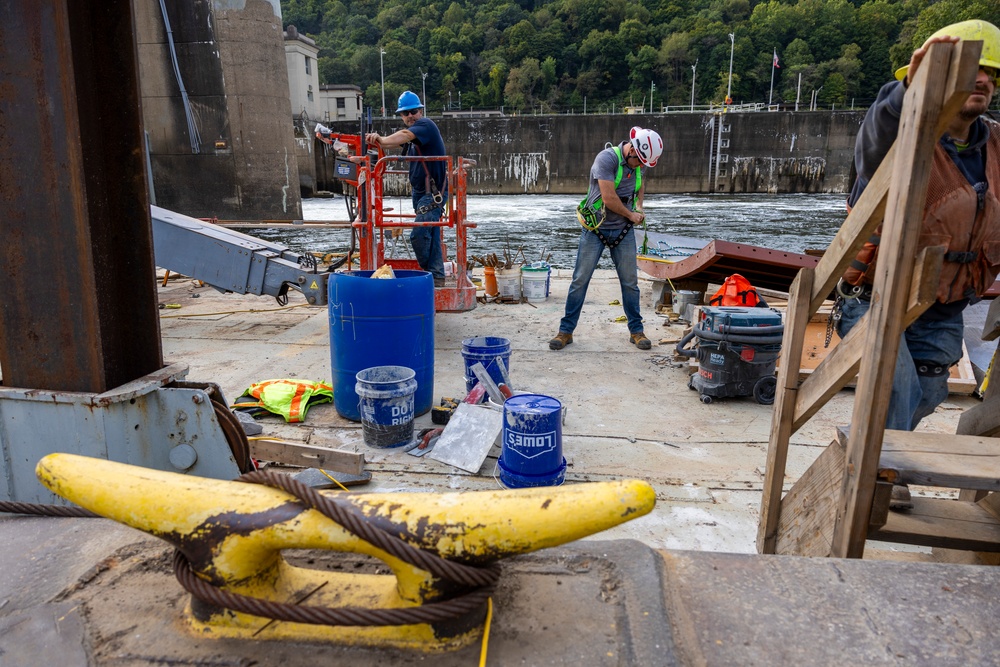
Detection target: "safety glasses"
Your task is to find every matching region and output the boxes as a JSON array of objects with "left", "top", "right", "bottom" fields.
[{"left": 399, "top": 109, "right": 420, "bottom": 117}]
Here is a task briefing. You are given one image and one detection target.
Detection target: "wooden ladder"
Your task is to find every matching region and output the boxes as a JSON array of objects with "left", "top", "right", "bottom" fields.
[{"left": 756, "top": 39, "right": 999, "bottom": 559}]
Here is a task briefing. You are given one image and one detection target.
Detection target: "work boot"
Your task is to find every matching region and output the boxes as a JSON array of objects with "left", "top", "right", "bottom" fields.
[
  {"left": 629, "top": 332, "right": 652, "bottom": 350},
  {"left": 889, "top": 484, "right": 913, "bottom": 511},
  {"left": 549, "top": 332, "right": 573, "bottom": 350},
  {"left": 433, "top": 278, "right": 446, "bottom": 288}
]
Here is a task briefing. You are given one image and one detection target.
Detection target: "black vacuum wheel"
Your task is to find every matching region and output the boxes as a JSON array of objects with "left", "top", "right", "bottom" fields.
[{"left": 753, "top": 376, "right": 777, "bottom": 405}]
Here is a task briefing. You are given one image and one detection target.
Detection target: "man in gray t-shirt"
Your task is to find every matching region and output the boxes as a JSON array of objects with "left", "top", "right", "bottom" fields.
[{"left": 549, "top": 127, "right": 663, "bottom": 351}]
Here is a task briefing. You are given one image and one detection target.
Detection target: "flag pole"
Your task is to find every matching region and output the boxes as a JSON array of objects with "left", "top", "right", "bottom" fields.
[{"left": 769, "top": 48, "right": 777, "bottom": 106}]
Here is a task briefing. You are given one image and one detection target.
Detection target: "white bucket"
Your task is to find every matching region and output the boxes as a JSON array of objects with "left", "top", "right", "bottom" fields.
[
  {"left": 521, "top": 265, "right": 549, "bottom": 302},
  {"left": 496, "top": 267, "right": 522, "bottom": 300}
]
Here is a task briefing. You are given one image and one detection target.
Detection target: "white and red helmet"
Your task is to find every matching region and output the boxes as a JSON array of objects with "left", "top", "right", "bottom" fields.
[{"left": 629, "top": 126, "right": 663, "bottom": 167}]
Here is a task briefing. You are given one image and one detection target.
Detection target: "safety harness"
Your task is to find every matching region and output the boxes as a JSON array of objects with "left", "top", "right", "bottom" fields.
[
  {"left": 576, "top": 145, "right": 642, "bottom": 248},
  {"left": 411, "top": 144, "right": 445, "bottom": 215}
]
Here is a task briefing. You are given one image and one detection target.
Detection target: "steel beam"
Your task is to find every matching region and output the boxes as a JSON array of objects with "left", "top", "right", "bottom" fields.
[{"left": 0, "top": 0, "right": 161, "bottom": 392}]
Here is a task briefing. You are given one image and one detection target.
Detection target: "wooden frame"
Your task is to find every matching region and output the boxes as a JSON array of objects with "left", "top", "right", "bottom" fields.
[{"left": 756, "top": 40, "right": 983, "bottom": 558}]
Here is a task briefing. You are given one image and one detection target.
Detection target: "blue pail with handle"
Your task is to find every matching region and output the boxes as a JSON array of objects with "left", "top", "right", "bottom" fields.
[
  {"left": 498, "top": 394, "right": 566, "bottom": 488},
  {"left": 461, "top": 336, "right": 511, "bottom": 400},
  {"left": 355, "top": 366, "right": 418, "bottom": 448}
]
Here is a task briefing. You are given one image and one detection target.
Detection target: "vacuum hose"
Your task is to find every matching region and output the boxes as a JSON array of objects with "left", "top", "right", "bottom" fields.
[{"left": 675, "top": 321, "right": 785, "bottom": 359}]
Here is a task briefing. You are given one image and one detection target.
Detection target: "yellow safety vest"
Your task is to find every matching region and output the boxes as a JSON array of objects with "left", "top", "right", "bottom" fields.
[{"left": 239, "top": 379, "right": 333, "bottom": 423}]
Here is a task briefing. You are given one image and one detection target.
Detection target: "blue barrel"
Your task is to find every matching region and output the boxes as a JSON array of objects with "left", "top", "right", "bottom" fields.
[
  {"left": 461, "top": 336, "right": 511, "bottom": 399},
  {"left": 498, "top": 394, "right": 566, "bottom": 488},
  {"left": 329, "top": 270, "right": 434, "bottom": 421},
  {"left": 355, "top": 366, "right": 418, "bottom": 448}
]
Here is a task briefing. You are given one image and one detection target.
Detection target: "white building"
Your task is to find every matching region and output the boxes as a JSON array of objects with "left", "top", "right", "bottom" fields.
[
  {"left": 283, "top": 25, "right": 319, "bottom": 121},
  {"left": 318, "top": 84, "right": 363, "bottom": 123}
]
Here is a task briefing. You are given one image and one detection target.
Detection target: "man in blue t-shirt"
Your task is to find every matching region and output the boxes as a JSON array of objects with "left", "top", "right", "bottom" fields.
[
  {"left": 365, "top": 91, "right": 447, "bottom": 286},
  {"left": 549, "top": 127, "right": 663, "bottom": 352}
]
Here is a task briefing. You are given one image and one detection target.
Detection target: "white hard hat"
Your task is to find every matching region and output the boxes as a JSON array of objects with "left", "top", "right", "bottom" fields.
[{"left": 630, "top": 127, "right": 663, "bottom": 167}]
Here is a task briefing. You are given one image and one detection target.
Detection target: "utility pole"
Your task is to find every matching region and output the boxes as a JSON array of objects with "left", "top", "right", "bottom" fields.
[
  {"left": 379, "top": 47, "right": 386, "bottom": 117},
  {"left": 726, "top": 33, "right": 735, "bottom": 105},
  {"left": 795, "top": 72, "right": 801, "bottom": 112},
  {"left": 650, "top": 81, "right": 655, "bottom": 113},
  {"left": 419, "top": 68, "right": 427, "bottom": 106},
  {"left": 691, "top": 60, "right": 698, "bottom": 111}
]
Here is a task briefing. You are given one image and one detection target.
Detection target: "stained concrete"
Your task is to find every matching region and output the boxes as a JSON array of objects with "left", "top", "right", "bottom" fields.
[{"left": 0, "top": 269, "right": 993, "bottom": 665}]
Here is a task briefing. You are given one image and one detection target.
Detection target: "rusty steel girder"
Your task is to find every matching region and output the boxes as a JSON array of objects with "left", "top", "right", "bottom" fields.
[{"left": 0, "top": 0, "right": 161, "bottom": 393}]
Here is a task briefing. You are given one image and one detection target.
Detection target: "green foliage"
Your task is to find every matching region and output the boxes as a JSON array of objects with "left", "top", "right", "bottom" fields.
[{"left": 280, "top": 0, "right": 996, "bottom": 112}]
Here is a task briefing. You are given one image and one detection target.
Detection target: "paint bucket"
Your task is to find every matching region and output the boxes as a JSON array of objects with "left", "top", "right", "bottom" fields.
[
  {"left": 495, "top": 267, "right": 521, "bottom": 300},
  {"left": 484, "top": 266, "right": 499, "bottom": 296},
  {"left": 672, "top": 290, "right": 702, "bottom": 322},
  {"left": 329, "top": 270, "right": 434, "bottom": 421},
  {"left": 355, "top": 366, "right": 418, "bottom": 448},
  {"left": 461, "top": 336, "right": 511, "bottom": 398},
  {"left": 498, "top": 394, "right": 566, "bottom": 488},
  {"left": 521, "top": 265, "right": 549, "bottom": 302}
]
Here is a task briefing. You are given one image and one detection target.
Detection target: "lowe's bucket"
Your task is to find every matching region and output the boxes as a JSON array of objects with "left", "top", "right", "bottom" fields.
[
  {"left": 462, "top": 336, "right": 512, "bottom": 398},
  {"left": 498, "top": 394, "right": 566, "bottom": 488},
  {"left": 329, "top": 270, "right": 434, "bottom": 421},
  {"left": 355, "top": 366, "right": 418, "bottom": 448},
  {"left": 521, "top": 264, "right": 550, "bottom": 302}
]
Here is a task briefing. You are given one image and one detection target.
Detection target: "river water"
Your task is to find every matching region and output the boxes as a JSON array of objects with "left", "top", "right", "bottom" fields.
[{"left": 253, "top": 193, "right": 848, "bottom": 270}]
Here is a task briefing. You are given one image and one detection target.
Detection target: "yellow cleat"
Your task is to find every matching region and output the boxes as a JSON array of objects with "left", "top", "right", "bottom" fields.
[{"left": 36, "top": 453, "right": 655, "bottom": 651}]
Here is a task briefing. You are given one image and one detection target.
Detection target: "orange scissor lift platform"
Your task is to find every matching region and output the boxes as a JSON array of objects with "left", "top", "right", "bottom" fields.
[{"left": 327, "top": 131, "right": 477, "bottom": 313}]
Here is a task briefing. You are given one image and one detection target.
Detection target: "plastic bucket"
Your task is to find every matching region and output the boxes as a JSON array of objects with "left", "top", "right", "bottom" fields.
[
  {"left": 355, "top": 366, "right": 418, "bottom": 448},
  {"left": 498, "top": 394, "right": 566, "bottom": 488},
  {"left": 329, "top": 270, "right": 434, "bottom": 421},
  {"left": 496, "top": 267, "right": 521, "bottom": 300},
  {"left": 521, "top": 265, "right": 549, "bottom": 302},
  {"left": 461, "top": 336, "right": 511, "bottom": 398},
  {"left": 484, "top": 266, "right": 499, "bottom": 296}
]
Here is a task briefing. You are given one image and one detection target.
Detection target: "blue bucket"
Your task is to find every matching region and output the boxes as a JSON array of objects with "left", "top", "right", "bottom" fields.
[
  {"left": 355, "top": 366, "right": 418, "bottom": 448},
  {"left": 498, "top": 394, "right": 566, "bottom": 488},
  {"left": 461, "top": 336, "right": 511, "bottom": 400},
  {"left": 329, "top": 270, "right": 434, "bottom": 421}
]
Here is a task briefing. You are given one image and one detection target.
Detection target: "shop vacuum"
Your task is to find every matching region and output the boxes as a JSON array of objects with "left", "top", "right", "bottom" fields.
[{"left": 676, "top": 306, "right": 784, "bottom": 405}]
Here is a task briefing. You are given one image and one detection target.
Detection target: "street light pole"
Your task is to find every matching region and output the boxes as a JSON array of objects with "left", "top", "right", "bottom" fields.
[
  {"left": 691, "top": 59, "right": 698, "bottom": 111},
  {"left": 650, "top": 81, "right": 655, "bottom": 113},
  {"left": 419, "top": 68, "right": 428, "bottom": 107},
  {"left": 379, "top": 47, "right": 386, "bottom": 117},
  {"left": 726, "top": 33, "right": 735, "bottom": 105}
]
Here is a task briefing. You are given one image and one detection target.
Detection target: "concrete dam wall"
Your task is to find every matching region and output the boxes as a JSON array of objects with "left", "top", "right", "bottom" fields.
[{"left": 320, "top": 111, "right": 865, "bottom": 196}]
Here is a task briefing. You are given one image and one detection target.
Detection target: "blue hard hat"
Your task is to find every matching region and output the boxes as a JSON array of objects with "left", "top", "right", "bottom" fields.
[{"left": 396, "top": 90, "right": 423, "bottom": 113}]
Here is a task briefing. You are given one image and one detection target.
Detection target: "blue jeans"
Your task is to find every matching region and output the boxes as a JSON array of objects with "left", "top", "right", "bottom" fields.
[
  {"left": 836, "top": 297, "right": 964, "bottom": 430},
  {"left": 411, "top": 191, "right": 446, "bottom": 280},
  {"left": 559, "top": 226, "right": 643, "bottom": 335}
]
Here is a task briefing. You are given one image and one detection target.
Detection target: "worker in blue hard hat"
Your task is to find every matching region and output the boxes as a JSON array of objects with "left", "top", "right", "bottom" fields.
[
  {"left": 837, "top": 19, "right": 1000, "bottom": 509},
  {"left": 365, "top": 91, "right": 447, "bottom": 287}
]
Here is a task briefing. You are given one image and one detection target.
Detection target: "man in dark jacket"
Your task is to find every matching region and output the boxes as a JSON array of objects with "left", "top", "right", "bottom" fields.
[{"left": 837, "top": 21, "right": 1000, "bottom": 506}]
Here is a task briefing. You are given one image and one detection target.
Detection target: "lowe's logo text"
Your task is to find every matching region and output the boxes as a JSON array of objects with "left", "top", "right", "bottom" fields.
[{"left": 505, "top": 430, "right": 557, "bottom": 459}]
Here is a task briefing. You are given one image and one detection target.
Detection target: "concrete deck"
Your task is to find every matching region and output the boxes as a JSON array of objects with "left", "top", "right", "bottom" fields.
[{"left": 1, "top": 269, "right": 996, "bottom": 665}]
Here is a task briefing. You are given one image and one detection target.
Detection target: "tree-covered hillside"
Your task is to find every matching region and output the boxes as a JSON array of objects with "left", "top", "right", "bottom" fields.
[{"left": 281, "top": 0, "right": 1000, "bottom": 114}]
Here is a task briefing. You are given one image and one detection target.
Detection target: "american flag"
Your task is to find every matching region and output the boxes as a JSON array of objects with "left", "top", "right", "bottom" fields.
[{"left": 773, "top": 49, "right": 781, "bottom": 68}]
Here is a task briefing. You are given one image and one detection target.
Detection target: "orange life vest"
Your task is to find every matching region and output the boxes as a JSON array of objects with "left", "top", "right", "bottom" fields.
[
  {"left": 709, "top": 274, "right": 762, "bottom": 307},
  {"left": 844, "top": 120, "right": 1000, "bottom": 303}
]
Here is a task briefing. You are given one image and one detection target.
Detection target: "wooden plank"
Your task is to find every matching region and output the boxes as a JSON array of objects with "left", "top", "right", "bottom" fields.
[
  {"left": 832, "top": 43, "right": 975, "bottom": 559},
  {"left": 791, "top": 246, "right": 943, "bottom": 431},
  {"left": 774, "top": 438, "right": 844, "bottom": 557},
  {"left": 248, "top": 438, "right": 365, "bottom": 475},
  {"left": 757, "top": 269, "right": 814, "bottom": 553},
  {"left": 983, "top": 297, "right": 1000, "bottom": 341},
  {"left": 877, "top": 436, "right": 1000, "bottom": 492},
  {"left": 869, "top": 496, "right": 1000, "bottom": 552}
]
